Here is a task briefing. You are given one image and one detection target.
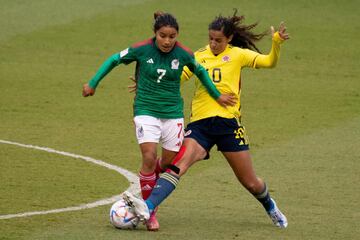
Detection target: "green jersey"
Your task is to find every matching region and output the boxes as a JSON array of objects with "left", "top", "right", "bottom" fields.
[{"left": 88, "top": 37, "right": 220, "bottom": 119}]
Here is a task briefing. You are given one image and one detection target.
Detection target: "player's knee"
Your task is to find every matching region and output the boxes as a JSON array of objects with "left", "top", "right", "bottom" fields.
[
  {"left": 244, "top": 180, "right": 263, "bottom": 195},
  {"left": 141, "top": 153, "right": 157, "bottom": 172},
  {"left": 142, "top": 161, "right": 156, "bottom": 171}
]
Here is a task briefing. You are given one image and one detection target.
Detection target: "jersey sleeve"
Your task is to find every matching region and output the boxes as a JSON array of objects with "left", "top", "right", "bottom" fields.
[
  {"left": 88, "top": 53, "right": 120, "bottom": 89},
  {"left": 186, "top": 58, "right": 221, "bottom": 99},
  {"left": 118, "top": 47, "right": 138, "bottom": 65},
  {"left": 87, "top": 47, "right": 137, "bottom": 89},
  {"left": 252, "top": 32, "right": 284, "bottom": 68},
  {"left": 180, "top": 66, "right": 194, "bottom": 85}
]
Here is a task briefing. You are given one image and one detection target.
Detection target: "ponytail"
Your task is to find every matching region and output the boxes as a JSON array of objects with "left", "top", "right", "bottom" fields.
[{"left": 209, "top": 9, "right": 267, "bottom": 52}]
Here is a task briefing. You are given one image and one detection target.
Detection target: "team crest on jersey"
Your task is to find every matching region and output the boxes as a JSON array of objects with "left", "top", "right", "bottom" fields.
[
  {"left": 184, "top": 130, "right": 192, "bottom": 136},
  {"left": 222, "top": 55, "right": 230, "bottom": 62},
  {"left": 171, "top": 59, "right": 179, "bottom": 69}
]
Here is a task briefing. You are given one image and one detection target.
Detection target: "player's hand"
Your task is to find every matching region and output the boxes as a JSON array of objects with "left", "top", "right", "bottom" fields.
[
  {"left": 271, "top": 21, "right": 289, "bottom": 40},
  {"left": 216, "top": 93, "right": 237, "bottom": 107},
  {"left": 128, "top": 76, "right": 137, "bottom": 93},
  {"left": 82, "top": 83, "right": 95, "bottom": 97}
]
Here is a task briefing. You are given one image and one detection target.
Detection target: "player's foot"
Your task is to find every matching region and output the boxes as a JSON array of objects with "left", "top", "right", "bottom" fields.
[
  {"left": 267, "top": 198, "right": 288, "bottom": 228},
  {"left": 122, "top": 191, "right": 150, "bottom": 222},
  {"left": 146, "top": 209, "right": 159, "bottom": 231}
]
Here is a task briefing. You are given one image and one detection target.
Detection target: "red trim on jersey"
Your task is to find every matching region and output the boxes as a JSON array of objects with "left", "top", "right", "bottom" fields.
[
  {"left": 175, "top": 42, "right": 194, "bottom": 56},
  {"left": 132, "top": 38, "right": 153, "bottom": 48}
]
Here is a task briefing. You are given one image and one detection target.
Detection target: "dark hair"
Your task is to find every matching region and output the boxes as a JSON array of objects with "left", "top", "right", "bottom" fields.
[
  {"left": 153, "top": 11, "right": 179, "bottom": 32},
  {"left": 208, "top": 9, "right": 267, "bottom": 52}
]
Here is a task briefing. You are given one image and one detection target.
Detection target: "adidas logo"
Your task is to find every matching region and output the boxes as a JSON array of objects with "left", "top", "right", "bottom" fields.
[
  {"left": 147, "top": 58, "right": 154, "bottom": 64},
  {"left": 141, "top": 184, "right": 153, "bottom": 191}
]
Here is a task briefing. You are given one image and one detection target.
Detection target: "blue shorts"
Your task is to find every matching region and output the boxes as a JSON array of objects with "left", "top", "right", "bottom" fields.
[{"left": 184, "top": 117, "right": 250, "bottom": 158}]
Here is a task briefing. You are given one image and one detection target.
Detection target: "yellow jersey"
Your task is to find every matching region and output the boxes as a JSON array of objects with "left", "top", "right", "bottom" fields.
[{"left": 182, "top": 32, "right": 284, "bottom": 123}]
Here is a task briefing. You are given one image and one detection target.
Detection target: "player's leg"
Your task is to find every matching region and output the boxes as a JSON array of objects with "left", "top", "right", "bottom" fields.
[
  {"left": 144, "top": 119, "right": 210, "bottom": 212},
  {"left": 146, "top": 138, "right": 206, "bottom": 208},
  {"left": 144, "top": 147, "right": 179, "bottom": 231},
  {"left": 222, "top": 151, "right": 287, "bottom": 228},
  {"left": 217, "top": 119, "right": 287, "bottom": 228},
  {"left": 124, "top": 138, "right": 206, "bottom": 223},
  {"left": 172, "top": 138, "right": 207, "bottom": 176},
  {"left": 125, "top": 119, "right": 212, "bottom": 223},
  {"left": 154, "top": 156, "right": 165, "bottom": 179},
  {"left": 221, "top": 151, "right": 268, "bottom": 202},
  {"left": 134, "top": 116, "right": 161, "bottom": 202},
  {"left": 144, "top": 117, "right": 182, "bottom": 231}
]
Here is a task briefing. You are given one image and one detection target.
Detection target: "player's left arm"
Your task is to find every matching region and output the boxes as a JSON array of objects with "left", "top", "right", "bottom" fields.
[{"left": 253, "top": 22, "right": 289, "bottom": 68}]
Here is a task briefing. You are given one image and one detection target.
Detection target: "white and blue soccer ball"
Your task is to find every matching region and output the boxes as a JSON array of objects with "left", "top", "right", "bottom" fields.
[{"left": 110, "top": 199, "right": 140, "bottom": 229}]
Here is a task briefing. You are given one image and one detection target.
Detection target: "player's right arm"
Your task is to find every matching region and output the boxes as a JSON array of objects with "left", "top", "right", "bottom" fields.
[
  {"left": 83, "top": 47, "right": 136, "bottom": 97},
  {"left": 82, "top": 54, "right": 121, "bottom": 97}
]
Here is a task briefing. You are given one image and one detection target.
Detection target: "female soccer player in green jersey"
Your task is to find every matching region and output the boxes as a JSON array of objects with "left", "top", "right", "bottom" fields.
[
  {"left": 82, "top": 12, "right": 236, "bottom": 231},
  {"left": 124, "top": 11, "right": 290, "bottom": 229}
]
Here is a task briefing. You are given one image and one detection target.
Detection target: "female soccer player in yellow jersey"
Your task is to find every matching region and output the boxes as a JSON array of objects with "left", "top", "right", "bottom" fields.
[{"left": 124, "top": 10, "right": 290, "bottom": 229}]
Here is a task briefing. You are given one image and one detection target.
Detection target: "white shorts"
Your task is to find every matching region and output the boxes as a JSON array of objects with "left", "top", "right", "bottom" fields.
[{"left": 134, "top": 115, "right": 184, "bottom": 152}]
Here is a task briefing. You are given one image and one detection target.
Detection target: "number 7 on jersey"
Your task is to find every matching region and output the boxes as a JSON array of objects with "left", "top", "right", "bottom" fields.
[{"left": 157, "top": 69, "right": 166, "bottom": 83}]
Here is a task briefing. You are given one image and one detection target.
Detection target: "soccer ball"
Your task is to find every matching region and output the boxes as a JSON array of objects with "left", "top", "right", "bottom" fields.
[{"left": 109, "top": 199, "right": 140, "bottom": 229}]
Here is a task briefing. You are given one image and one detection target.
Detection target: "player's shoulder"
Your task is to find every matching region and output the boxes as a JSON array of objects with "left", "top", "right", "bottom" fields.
[
  {"left": 227, "top": 45, "right": 243, "bottom": 53},
  {"left": 175, "top": 41, "right": 194, "bottom": 57},
  {"left": 226, "top": 45, "right": 257, "bottom": 60},
  {"left": 194, "top": 45, "right": 211, "bottom": 58},
  {"left": 229, "top": 45, "right": 257, "bottom": 55},
  {"left": 196, "top": 46, "right": 207, "bottom": 52},
  {"left": 131, "top": 38, "right": 154, "bottom": 49}
]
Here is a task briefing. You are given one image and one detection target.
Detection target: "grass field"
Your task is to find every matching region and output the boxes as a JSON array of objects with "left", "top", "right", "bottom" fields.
[{"left": 1, "top": 0, "right": 359, "bottom": 239}]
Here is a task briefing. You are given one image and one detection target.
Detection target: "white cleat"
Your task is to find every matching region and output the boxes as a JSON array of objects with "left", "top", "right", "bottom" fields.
[
  {"left": 267, "top": 198, "right": 288, "bottom": 228},
  {"left": 122, "top": 191, "right": 150, "bottom": 222}
]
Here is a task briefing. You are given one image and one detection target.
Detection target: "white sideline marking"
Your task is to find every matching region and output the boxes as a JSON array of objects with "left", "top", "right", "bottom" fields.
[{"left": 0, "top": 139, "right": 140, "bottom": 220}]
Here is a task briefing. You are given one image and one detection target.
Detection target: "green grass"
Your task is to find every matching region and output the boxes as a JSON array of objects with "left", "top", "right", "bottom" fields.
[
  {"left": 1, "top": 0, "right": 359, "bottom": 239},
  {"left": 0, "top": 144, "right": 126, "bottom": 215}
]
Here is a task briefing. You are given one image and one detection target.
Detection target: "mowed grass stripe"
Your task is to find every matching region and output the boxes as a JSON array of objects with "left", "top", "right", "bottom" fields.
[{"left": 0, "top": 0, "right": 152, "bottom": 43}]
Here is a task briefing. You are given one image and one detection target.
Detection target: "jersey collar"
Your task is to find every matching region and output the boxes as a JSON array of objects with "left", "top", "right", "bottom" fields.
[{"left": 207, "top": 44, "right": 231, "bottom": 57}]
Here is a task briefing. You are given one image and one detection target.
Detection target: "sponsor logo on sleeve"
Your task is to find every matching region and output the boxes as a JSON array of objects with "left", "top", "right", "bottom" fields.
[{"left": 120, "top": 48, "right": 129, "bottom": 58}]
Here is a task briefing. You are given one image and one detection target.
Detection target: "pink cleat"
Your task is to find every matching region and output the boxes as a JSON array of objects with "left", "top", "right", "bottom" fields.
[{"left": 146, "top": 208, "right": 159, "bottom": 231}]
